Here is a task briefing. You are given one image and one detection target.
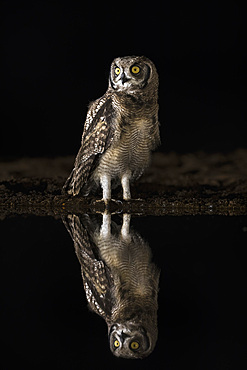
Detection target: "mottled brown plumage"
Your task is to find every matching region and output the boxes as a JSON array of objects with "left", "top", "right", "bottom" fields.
[
  {"left": 63, "top": 56, "right": 160, "bottom": 202},
  {"left": 63, "top": 213, "right": 160, "bottom": 359}
]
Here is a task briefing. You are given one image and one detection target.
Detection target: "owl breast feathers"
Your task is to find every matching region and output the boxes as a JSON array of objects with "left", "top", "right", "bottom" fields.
[{"left": 63, "top": 55, "right": 160, "bottom": 202}]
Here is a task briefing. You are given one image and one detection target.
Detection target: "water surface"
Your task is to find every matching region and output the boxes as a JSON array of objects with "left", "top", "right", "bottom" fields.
[{"left": 1, "top": 214, "right": 247, "bottom": 369}]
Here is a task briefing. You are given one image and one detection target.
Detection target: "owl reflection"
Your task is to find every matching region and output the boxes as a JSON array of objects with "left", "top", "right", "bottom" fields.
[{"left": 63, "top": 213, "right": 160, "bottom": 359}]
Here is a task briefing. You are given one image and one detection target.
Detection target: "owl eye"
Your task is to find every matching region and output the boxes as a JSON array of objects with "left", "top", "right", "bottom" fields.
[
  {"left": 115, "top": 67, "right": 121, "bottom": 75},
  {"left": 131, "top": 65, "right": 140, "bottom": 74},
  {"left": 114, "top": 340, "right": 120, "bottom": 348},
  {"left": 130, "top": 341, "right": 140, "bottom": 350}
]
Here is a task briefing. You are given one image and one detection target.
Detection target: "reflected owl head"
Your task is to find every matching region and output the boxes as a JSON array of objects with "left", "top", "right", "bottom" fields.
[
  {"left": 109, "top": 55, "right": 158, "bottom": 93},
  {"left": 108, "top": 322, "right": 157, "bottom": 359}
]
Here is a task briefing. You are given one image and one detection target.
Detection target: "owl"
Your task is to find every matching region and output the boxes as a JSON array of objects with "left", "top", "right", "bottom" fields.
[
  {"left": 63, "top": 212, "right": 160, "bottom": 359},
  {"left": 63, "top": 55, "right": 160, "bottom": 203}
]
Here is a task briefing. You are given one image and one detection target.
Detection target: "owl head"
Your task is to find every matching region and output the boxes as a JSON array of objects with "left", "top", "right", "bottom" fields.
[
  {"left": 109, "top": 55, "right": 158, "bottom": 94},
  {"left": 108, "top": 321, "right": 157, "bottom": 359}
]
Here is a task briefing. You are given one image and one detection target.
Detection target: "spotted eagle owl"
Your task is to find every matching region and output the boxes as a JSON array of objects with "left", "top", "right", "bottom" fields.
[
  {"left": 63, "top": 213, "right": 160, "bottom": 359},
  {"left": 63, "top": 55, "right": 160, "bottom": 203}
]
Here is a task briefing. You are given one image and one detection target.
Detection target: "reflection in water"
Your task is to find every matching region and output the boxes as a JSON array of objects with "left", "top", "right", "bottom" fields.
[{"left": 63, "top": 212, "right": 160, "bottom": 359}]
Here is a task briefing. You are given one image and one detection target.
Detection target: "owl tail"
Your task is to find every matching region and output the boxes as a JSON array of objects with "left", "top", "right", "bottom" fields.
[
  {"left": 63, "top": 155, "right": 95, "bottom": 196},
  {"left": 63, "top": 168, "right": 79, "bottom": 196}
]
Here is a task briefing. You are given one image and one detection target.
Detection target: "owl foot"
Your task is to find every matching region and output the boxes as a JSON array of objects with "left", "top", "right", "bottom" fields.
[{"left": 93, "top": 198, "right": 123, "bottom": 213}]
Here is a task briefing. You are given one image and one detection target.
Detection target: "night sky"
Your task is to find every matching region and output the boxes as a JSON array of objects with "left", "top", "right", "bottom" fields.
[{"left": 1, "top": 0, "right": 247, "bottom": 157}]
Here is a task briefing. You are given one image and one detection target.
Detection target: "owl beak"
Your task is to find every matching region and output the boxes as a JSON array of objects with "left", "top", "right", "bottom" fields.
[
  {"left": 121, "top": 72, "right": 129, "bottom": 85},
  {"left": 119, "top": 331, "right": 130, "bottom": 342}
]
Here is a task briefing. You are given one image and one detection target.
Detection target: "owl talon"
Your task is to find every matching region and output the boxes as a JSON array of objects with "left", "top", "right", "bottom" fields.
[{"left": 111, "top": 199, "right": 123, "bottom": 206}]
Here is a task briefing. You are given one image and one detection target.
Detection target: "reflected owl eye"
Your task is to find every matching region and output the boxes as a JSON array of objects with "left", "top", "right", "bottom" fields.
[
  {"left": 115, "top": 67, "right": 121, "bottom": 75},
  {"left": 131, "top": 65, "right": 140, "bottom": 74},
  {"left": 130, "top": 341, "right": 140, "bottom": 350},
  {"left": 114, "top": 340, "right": 120, "bottom": 348}
]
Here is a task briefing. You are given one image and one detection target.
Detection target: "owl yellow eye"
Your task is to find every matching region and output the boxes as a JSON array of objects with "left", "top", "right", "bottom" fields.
[
  {"left": 131, "top": 65, "right": 140, "bottom": 74},
  {"left": 114, "top": 340, "right": 120, "bottom": 348},
  {"left": 115, "top": 67, "right": 121, "bottom": 75},
  {"left": 130, "top": 341, "right": 140, "bottom": 350}
]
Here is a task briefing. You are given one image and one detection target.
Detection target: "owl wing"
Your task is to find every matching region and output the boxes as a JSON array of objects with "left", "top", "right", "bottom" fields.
[
  {"left": 63, "top": 94, "right": 115, "bottom": 196},
  {"left": 149, "top": 112, "right": 160, "bottom": 150},
  {"left": 63, "top": 214, "right": 114, "bottom": 320}
]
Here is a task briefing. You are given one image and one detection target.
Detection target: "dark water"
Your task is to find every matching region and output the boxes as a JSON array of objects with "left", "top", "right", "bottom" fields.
[{"left": 1, "top": 214, "right": 247, "bottom": 369}]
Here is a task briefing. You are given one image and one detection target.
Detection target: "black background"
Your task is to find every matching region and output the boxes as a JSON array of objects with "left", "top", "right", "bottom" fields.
[
  {"left": 1, "top": 0, "right": 247, "bottom": 157},
  {"left": 1, "top": 3, "right": 247, "bottom": 369}
]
